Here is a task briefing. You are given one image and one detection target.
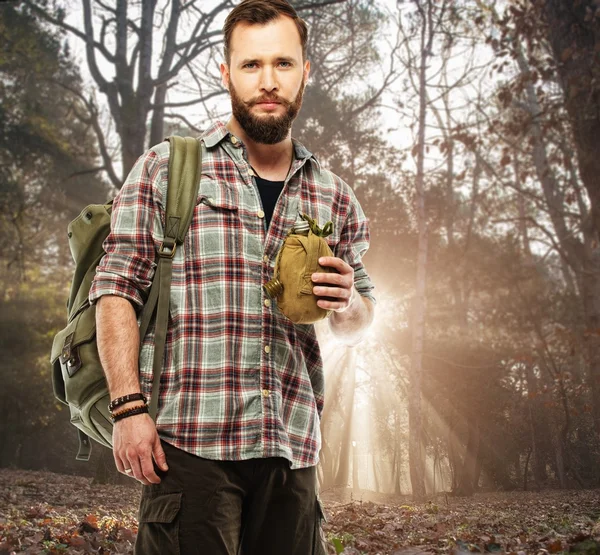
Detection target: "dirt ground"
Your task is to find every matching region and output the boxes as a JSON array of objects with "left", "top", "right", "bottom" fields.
[{"left": 1, "top": 468, "right": 600, "bottom": 554}]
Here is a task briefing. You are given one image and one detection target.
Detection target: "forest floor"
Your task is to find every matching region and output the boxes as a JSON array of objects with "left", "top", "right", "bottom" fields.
[{"left": 1, "top": 468, "right": 600, "bottom": 554}]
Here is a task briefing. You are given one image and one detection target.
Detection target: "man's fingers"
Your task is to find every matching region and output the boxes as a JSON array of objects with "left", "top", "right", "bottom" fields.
[
  {"left": 126, "top": 450, "right": 151, "bottom": 485},
  {"left": 312, "top": 271, "right": 343, "bottom": 285},
  {"left": 317, "top": 256, "right": 352, "bottom": 274},
  {"left": 317, "top": 299, "right": 347, "bottom": 311},
  {"left": 139, "top": 452, "right": 161, "bottom": 484},
  {"left": 152, "top": 437, "right": 169, "bottom": 472},
  {"left": 313, "top": 286, "right": 351, "bottom": 299},
  {"left": 114, "top": 451, "right": 127, "bottom": 475}
]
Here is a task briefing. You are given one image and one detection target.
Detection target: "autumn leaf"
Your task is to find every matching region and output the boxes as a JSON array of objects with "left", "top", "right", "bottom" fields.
[
  {"left": 546, "top": 539, "right": 563, "bottom": 553},
  {"left": 561, "top": 47, "right": 574, "bottom": 62}
]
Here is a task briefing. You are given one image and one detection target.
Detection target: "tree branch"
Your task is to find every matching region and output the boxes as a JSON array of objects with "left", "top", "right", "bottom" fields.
[
  {"left": 164, "top": 113, "right": 202, "bottom": 133},
  {"left": 81, "top": 0, "right": 111, "bottom": 92},
  {"left": 66, "top": 166, "right": 107, "bottom": 179},
  {"left": 51, "top": 79, "right": 122, "bottom": 188},
  {"left": 151, "top": 89, "right": 225, "bottom": 108},
  {"left": 296, "top": 0, "right": 347, "bottom": 11},
  {"left": 21, "top": 0, "right": 115, "bottom": 63}
]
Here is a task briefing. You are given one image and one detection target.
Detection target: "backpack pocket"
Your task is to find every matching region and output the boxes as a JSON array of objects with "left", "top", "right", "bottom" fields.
[{"left": 50, "top": 303, "right": 112, "bottom": 449}]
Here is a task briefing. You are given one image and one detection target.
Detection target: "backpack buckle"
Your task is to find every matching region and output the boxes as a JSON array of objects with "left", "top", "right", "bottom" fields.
[
  {"left": 59, "top": 332, "right": 74, "bottom": 365},
  {"left": 158, "top": 241, "right": 177, "bottom": 258}
]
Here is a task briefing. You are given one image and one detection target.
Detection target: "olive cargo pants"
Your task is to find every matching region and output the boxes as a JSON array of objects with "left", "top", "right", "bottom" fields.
[{"left": 134, "top": 440, "right": 327, "bottom": 555}]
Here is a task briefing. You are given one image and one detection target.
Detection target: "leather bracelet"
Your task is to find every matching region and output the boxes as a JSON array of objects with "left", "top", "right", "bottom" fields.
[
  {"left": 109, "top": 393, "right": 147, "bottom": 413},
  {"left": 112, "top": 404, "right": 149, "bottom": 423}
]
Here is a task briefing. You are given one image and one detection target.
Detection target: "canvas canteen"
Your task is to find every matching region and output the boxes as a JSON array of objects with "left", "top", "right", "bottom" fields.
[{"left": 264, "top": 213, "right": 335, "bottom": 324}]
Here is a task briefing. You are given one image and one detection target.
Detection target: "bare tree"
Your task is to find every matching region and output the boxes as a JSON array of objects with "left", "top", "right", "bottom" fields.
[
  {"left": 23, "top": 0, "right": 348, "bottom": 187},
  {"left": 539, "top": 0, "right": 600, "bottom": 240},
  {"left": 22, "top": 0, "right": 234, "bottom": 185}
]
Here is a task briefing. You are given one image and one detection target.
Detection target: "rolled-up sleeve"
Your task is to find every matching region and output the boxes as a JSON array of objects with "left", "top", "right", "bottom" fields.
[
  {"left": 89, "top": 149, "right": 163, "bottom": 309},
  {"left": 336, "top": 194, "right": 376, "bottom": 304}
]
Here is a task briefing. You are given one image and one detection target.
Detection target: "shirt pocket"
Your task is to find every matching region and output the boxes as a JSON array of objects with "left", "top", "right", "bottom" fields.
[
  {"left": 197, "top": 178, "right": 239, "bottom": 211},
  {"left": 184, "top": 180, "right": 243, "bottom": 283}
]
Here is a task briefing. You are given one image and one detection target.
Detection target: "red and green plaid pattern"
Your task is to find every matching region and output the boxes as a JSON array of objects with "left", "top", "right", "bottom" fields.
[{"left": 89, "top": 121, "right": 375, "bottom": 469}]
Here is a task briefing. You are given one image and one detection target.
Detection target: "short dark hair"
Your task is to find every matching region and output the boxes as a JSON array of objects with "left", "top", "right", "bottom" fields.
[{"left": 223, "top": 0, "right": 308, "bottom": 64}]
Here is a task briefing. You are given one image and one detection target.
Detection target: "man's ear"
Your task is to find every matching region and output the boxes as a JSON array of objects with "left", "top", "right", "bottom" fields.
[
  {"left": 220, "top": 62, "right": 230, "bottom": 91},
  {"left": 303, "top": 59, "right": 311, "bottom": 87}
]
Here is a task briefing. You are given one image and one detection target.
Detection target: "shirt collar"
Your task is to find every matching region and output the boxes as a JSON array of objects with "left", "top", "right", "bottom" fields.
[
  {"left": 200, "top": 120, "right": 321, "bottom": 170},
  {"left": 201, "top": 121, "right": 230, "bottom": 148}
]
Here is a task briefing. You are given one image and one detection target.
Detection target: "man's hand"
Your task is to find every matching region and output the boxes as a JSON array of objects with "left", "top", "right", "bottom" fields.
[
  {"left": 113, "top": 412, "right": 168, "bottom": 485},
  {"left": 312, "top": 256, "right": 355, "bottom": 313}
]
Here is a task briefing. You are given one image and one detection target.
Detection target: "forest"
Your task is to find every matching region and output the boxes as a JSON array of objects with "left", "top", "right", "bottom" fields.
[{"left": 2, "top": 0, "right": 600, "bottom": 553}]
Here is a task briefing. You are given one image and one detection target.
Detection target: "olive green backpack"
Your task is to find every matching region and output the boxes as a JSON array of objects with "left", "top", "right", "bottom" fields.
[{"left": 50, "top": 136, "right": 202, "bottom": 461}]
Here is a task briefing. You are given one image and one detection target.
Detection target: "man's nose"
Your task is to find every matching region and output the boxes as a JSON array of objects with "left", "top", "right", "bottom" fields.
[{"left": 260, "top": 67, "right": 278, "bottom": 92}]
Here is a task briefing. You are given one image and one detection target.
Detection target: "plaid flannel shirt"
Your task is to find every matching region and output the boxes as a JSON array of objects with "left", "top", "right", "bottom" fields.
[{"left": 89, "top": 121, "right": 375, "bottom": 469}]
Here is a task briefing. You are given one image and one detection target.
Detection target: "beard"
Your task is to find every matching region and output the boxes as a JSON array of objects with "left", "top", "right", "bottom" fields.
[{"left": 229, "top": 77, "right": 305, "bottom": 145}]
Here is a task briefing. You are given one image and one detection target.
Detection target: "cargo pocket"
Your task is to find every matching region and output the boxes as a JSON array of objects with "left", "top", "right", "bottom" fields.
[
  {"left": 135, "top": 491, "right": 182, "bottom": 555},
  {"left": 313, "top": 495, "right": 328, "bottom": 555}
]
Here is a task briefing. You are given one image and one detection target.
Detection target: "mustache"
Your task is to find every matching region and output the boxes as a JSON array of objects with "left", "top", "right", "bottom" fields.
[{"left": 247, "top": 95, "right": 290, "bottom": 107}]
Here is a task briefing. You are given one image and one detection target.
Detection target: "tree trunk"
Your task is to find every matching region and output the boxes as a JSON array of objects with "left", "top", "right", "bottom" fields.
[
  {"left": 372, "top": 453, "right": 380, "bottom": 493},
  {"left": 516, "top": 38, "right": 600, "bottom": 442},
  {"left": 541, "top": 0, "right": 600, "bottom": 239},
  {"left": 580, "top": 269, "right": 600, "bottom": 441},
  {"left": 334, "top": 349, "right": 356, "bottom": 486},
  {"left": 525, "top": 365, "right": 548, "bottom": 485},
  {"left": 472, "top": 450, "right": 482, "bottom": 493},
  {"left": 408, "top": 287, "right": 427, "bottom": 500},
  {"left": 149, "top": 83, "right": 168, "bottom": 147},
  {"left": 432, "top": 452, "right": 438, "bottom": 494},
  {"left": 555, "top": 428, "right": 566, "bottom": 488},
  {"left": 407, "top": 0, "right": 432, "bottom": 503},
  {"left": 454, "top": 417, "right": 480, "bottom": 496},
  {"left": 352, "top": 442, "right": 359, "bottom": 491},
  {"left": 93, "top": 445, "right": 121, "bottom": 485},
  {"left": 392, "top": 411, "right": 403, "bottom": 495},
  {"left": 447, "top": 409, "right": 460, "bottom": 491},
  {"left": 121, "top": 108, "right": 150, "bottom": 178},
  {"left": 320, "top": 440, "right": 335, "bottom": 488},
  {"left": 523, "top": 447, "right": 532, "bottom": 491}
]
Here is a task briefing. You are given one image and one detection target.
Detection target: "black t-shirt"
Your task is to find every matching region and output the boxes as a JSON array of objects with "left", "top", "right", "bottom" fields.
[{"left": 255, "top": 174, "right": 284, "bottom": 228}]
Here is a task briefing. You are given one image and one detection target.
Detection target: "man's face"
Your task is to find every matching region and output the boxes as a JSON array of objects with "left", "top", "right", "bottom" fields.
[{"left": 221, "top": 15, "right": 310, "bottom": 145}]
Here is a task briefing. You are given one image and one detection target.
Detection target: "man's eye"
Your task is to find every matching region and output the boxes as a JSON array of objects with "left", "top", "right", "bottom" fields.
[
  {"left": 243, "top": 63, "right": 257, "bottom": 69},
  {"left": 279, "top": 61, "right": 292, "bottom": 68}
]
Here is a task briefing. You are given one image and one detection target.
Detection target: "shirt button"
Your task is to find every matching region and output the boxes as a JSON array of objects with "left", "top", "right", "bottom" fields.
[
  {"left": 262, "top": 389, "right": 270, "bottom": 397},
  {"left": 264, "top": 299, "right": 271, "bottom": 308},
  {"left": 257, "top": 210, "right": 265, "bottom": 219},
  {"left": 231, "top": 136, "right": 238, "bottom": 145},
  {"left": 263, "top": 255, "right": 269, "bottom": 263},
  {"left": 264, "top": 345, "right": 271, "bottom": 354}
]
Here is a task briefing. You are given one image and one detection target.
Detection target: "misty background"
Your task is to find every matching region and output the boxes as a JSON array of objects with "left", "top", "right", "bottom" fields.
[{"left": 1, "top": 0, "right": 600, "bottom": 501}]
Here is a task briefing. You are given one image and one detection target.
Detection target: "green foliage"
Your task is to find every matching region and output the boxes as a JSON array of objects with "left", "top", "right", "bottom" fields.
[
  {"left": 0, "top": 4, "right": 105, "bottom": 203},
  {"left": 0, "top": 4, "right": 109, "bottom": 471},
  {"left": 0, "top": 3, "right": 107, "bottom": 281},
  {"left": 327, "top": 531, "right": 356, "bottom": 554}
]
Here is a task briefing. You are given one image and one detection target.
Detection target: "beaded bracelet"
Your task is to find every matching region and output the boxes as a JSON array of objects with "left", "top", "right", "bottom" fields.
[
  {"left": 108, "top": 393, "right": 147, "bottom": 413},
  {"left": 112, "top": 404, "right": 149, "bottom": 423}
]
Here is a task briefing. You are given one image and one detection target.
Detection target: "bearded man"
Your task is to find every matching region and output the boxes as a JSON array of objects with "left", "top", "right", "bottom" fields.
[{"left": 90, "top": 0, "right": 376, "bottom": 553}]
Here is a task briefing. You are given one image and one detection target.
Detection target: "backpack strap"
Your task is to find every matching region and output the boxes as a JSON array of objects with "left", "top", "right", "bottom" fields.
[
  {"left": 139, "top": 136, "right": 202, "bottom": 420},
  {"left": 76, "top": 429, "right": 92, "bottom": 461}
]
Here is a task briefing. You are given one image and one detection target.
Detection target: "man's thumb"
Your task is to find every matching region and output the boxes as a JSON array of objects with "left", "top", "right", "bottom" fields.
[{"left": 152, "top": 436, "right": 169, "bottom": 471}]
